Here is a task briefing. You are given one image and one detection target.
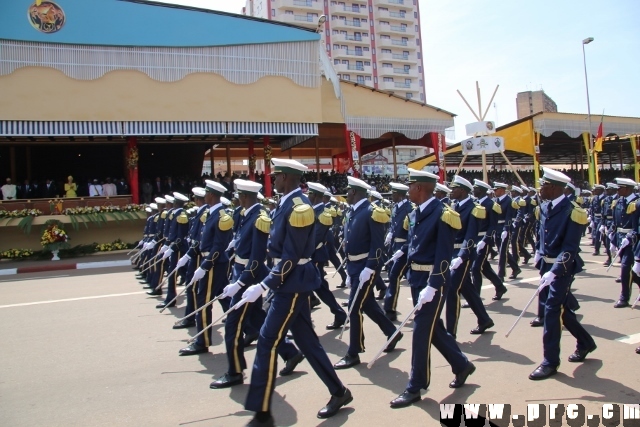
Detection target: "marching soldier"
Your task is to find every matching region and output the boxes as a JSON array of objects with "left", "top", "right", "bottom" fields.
[
  {"left": 610, "top": 177, "right": 640, "bottom": 308},
  {"left": 522, "top": 186, "right": 538, "bottom": 254},
  {"left": 511, "top": 185, "right": 532, "bottom": 265},
  {"left": 157, "top": 192, "right": 190, "bottom": 309},
  {"left": 178, "top": 180, "right": 233, "bottom": 356},
  {"left": 322, "top": 192, "right": 347, "bottom": 288},
  {"left": 210, "top": 179, "right": 304, "bottom": 389},
  {"left": 173, "top": 187, "right": 209, "bottom": 329},
  {"left": 494, "top": 183, "right": 521, "bottom": 280},
  {"left": 369, "top": 190, "right": 389, "bottom": 299},
  {"left": 601, "top": 183, "right": 619, "bottom": 267},
  {"left": 390, "top": 169, "right": 475, "bottom": 408},
  {"left": 590, "top": 184, "right": 605, "bottom": 255},
  {"left": 306, "top": 182, "right": 348, "bottom": 330},
  {"left": 234, "top": 159, "right": 352, "bottom": 426},
  {"left": 445, "top": 175, "right": 494, "bottom": 338},
  {"left": 528, "top": 167, "right": 596, "bottom": 380},
  {"left": 134, "top": 204, "right": 158, "bottom": 278},
  {"left": 383, "top": 182, "right": 411, "bottom": 321},
  {"left": 471, "top": 180, "right": 507, "bottom": 300},
  {"left": 334, "top": 176, "right": 401, "bottom": 370},
  {"left": 435, "top": 182, "right": 452, "bottom": 205},
  {"left": 145, "top": 197, "right": 170, "bottom": 296}
]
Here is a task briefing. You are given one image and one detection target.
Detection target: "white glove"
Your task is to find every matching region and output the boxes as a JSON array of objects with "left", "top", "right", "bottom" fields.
[
  {"left": 450, "top": 257, "right": 463, "bottom": 271},
  {"left": 236, "top": 283, "right": 267, "bottom": 307},
  {"left": 177, "top": 254, "right": 190, "bottom": 268},
  {"left": 136, "top": 240, "right": 144, "bottom": 248},
  {"left": 633, "top": 262, "right": 640, "bottom": 276},
  {"left": 226, "top": 239, "right": 237, "bottom": 251},
  {"left": 608, "top": 233, "right": 615, "bottom": 242},
  {"left": 390, "top": 250, "right": 404, "bottom": 262},
  {"left": 159, "top": 245, "right": 169, "bottom": 254},
  {"left": 359, "top": 267, "right": 374, "bottom": 286},
  {"left": 538, "top": 271, "right": 556, "bottom": 291},
  {"left": 161, "top": 247, "right": 174, "bottom": 260},
  {"left": 416, "top": 286, "right": 438, "bottom": 310},
  {"left": 501, "top": 231, "right": 508, "bottom": 240},
  {"left": 191, "top": 267, "right": 206, "bottom": 283},
  {"left": 533, "top": 251, "right": 542, "bottom": 265},
  {"left": 142, "top": 242, "right": 151, "bottom": 251},
  {"left": 512, "top": 222, "right": 517, "bottom": 229},
  {"left": 384, "top": 232, "right": 392, "bottom": 246},
  {"left": 476, "top": 240, "right": 486, "bottom": 252},
  {"left": 610, "top": 244, "right": 617, "bottom": 254},
  {"left": 186, "top": 237, "right": 191, "bottom": 244},
  {"left": 346, "top": 275, "right": 352, "bottom": 288},
  {"left": 621, "top": 238, "right": 630, "bottom": 249},
  {"left": 221, "top": 281, "right": 243, "bottom": 299},
  {"left": 150, "top": 240, "right": 157, "bottom": 246},
  {"left": 599, "top": 225, "right": 605, "bottom": 233}
]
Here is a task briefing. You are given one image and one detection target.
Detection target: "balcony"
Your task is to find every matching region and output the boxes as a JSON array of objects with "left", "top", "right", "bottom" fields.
[
  {"left": 378, "top": 52, "right": 414, "bottom": 63},
  {"left": 333, "top": 63, "right": 372, "bottom": 74},
  {"left": 379, "top": 81, "right": 416, "bottom": 91},
  {"left": 377, "top": 23, "right": 415, "bottom": 37},
  {"left": 277, "top": 0, "right": 323, "bottom": 12},
  {"left": 333, "top": 33, "right": 367, "bottom": 44},
  {"left": 331, "top": 18, "right": 364, "bottom": 30},
  {"left": 374, "top": 9, "right": 414, "bottom": 23},
  {"left": 377, "top": 66, "right": 418, "bottom": 78},
  {"left": 377, "top": 0, "right": 407, "bottom": 6},
  {"left": 329, "top": 3, "right": 367, "bottom": 17},
  {"left": 377, "top": 37, "right": 417, "bottom": 50},
  {"left": 279, "top": 13, "right": 319, "bottom": 28},
  {"left": 333, "top": 48, "right": 372, "bottom": 59}
]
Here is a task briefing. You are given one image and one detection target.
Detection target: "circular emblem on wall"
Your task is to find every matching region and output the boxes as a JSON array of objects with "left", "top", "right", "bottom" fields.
[
  {"left": 486, "top": 122, "right": 494, "bottom": 131},
  {"left": 28, "top": 1, "right": 66, "bottom": 34}
]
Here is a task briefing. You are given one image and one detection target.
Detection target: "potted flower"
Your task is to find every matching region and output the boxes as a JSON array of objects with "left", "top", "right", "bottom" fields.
[{"left": 41, "top": 222, "right": 70, "bottom": 260}]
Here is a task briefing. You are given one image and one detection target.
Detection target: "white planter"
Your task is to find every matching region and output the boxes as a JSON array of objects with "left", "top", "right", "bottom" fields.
[{"left": 51, "top": 250, "right": 60, "bottom": 261}]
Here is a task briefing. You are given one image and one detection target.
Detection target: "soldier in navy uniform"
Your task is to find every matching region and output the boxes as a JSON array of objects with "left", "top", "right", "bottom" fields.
[
  {"left": 528, "top": 167, "right": 595, "bottom": 380},
  {"left": 210, "top": 179, "right": 304, "bottom": 390},
  {"left": 588, "top": 185, "right": 604, "bottom": 254},
  {"left": 494, "top": 183, "right": 521, "bottom": 281},
  {"left": 601, "top": 183, "right": 619, "bottom": 267},
  {"left": 369, "top": 190, "right": 389, "bottom": 299},
  {"left": 157, "top": 192, "right": 191, "bottom": 309},
  {"left": 134, "top": 205, "right": 157, "bottom": 278},
  {"left": 322, "top": 192, "right": 347, "bottom": 288},
  {"left": 470, "top": 180, "right": 507, "bottom": 300},
  {"left": 383, "top": 182, "right": 411, "bottom": 321},
  {"left": 445, "top": 176, "right": 494, "bottom": 338},
  {"left": 389, "top": 169, "right": 475, "bottom": 408},
  {"left": 435, "top": 182, "right": 452, "bottom": 205},
  {"left": 334, "top": 176, "right": 401, "bottom": 370},
  {"left": 145, "top": 197, "right": 171, "bottom": 296},
  {"left": 510, "top": 186, "right": 531, "bottom": 265},
  {"left": 565, "top": 182, "right": 577, "bottom": 202},
  {"left": 611, "top": 177, "right": 640, "bottom": 308},
  {"left": 137, "top": 202, "right": 162, "bottom": 279},
  {"left": 178, "top": 181, "right": 233, "bottom": 356},
  {"left": 235, "top": 159, "right": 352, "bottom": 427},
  {"left": 306, "top": 182, "right": 348, "bottom": 329},
  {"left": 522, "top": 187, "right": 538, "bottom": 254},
  {"left": 173, "top": 188, "right": 209, "bottom": 329}
]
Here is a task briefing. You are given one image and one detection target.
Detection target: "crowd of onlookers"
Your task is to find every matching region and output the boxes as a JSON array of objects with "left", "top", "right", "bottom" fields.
[{"left": 3, "top": 167, "right": 633, "bottom": 202}]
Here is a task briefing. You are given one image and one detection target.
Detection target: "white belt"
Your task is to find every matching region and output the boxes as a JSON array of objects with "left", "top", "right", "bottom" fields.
[
  {"left": 348, "top": 253, "right": 368, "bottom": 261},
  {"left": 316, "top": 242, "right": 324, "bottom": 249},
  {"left": 201, "top": 251, "right": 210, "bottom": 256},
  {"left": 618, "top": 228, "right": 632, "bottom": 233},
  {"left": 478, "top": 231, "right": 486, "bottom": 236},
  {"left": 411, "top": 263, "right": 433, "bottom": 272},
  {"left": 235, "top": 256, "right": 249, "bottom": 266},
  {"left": 497, "top": 220, "right": 505, "bottom": 224},
  {"left": 543, "top": 257, "right": 556, "bottom": 264},
  {"left": 594, "top": 214, "right": 602, "bottom": 217},
  {"left": 273, "top": 258, "right": 311, "bottom": 265},
  {"left": 394, "top": 238, "right": 407, "bottom": 243},
  {"left": 453, "top": 243, "right": 462, "bottom": 249}
]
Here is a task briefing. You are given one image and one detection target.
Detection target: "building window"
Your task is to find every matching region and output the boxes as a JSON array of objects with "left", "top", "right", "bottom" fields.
[
  {"left": 364, "top": 61, "right": 371, "bottom": 66},
  {"left": 382, "top": 48, "right": 391, "bottom": 54},
  {"left": 343, "top": 75, "right": 350, "bottom": 81},
  {"left": 357, "top": 75, "right": 365, "bottom": 83},
  {"left": 334, "top": 59, "right": 340, "bottom": 64},
  {"left": 383, "top": 77, "right": 393, "bottom": 82},
  {"left": 365, "top": 76, "right": 371, "bottom": 81},
  {"left": 417, "top": 52, "right": 421, "bottom": 59},
  {"left": 420, "top": 93, "right": 424, "bottom": 101},
  {"left": 414, "top": 11, "right": 418, "bottom": 18},
  {"left": 363, "top": 46, "right": 369, "bottom": 51},
  {"left": 382, "top": 63, "right": 392, "bottom": 67},
  {"left": 406, "top": 93, "right": 413, "bottom": 99},
  {"left": 333, "top": 44, "right": 339, "bottom": 49},
  {"left": 418, "top": 66, "right": 422, "bottom": 72},
  {"left": 271, "top": 9, "right": 275, "bottom": 16}
]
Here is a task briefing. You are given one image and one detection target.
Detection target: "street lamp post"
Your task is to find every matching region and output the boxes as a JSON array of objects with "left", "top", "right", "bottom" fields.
[{"left": 582, "top": 37, "right": 594, "bottom": 184}]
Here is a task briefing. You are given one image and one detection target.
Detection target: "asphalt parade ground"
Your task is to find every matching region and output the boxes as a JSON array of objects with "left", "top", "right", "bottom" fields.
[{"left": 1, "top": 238, "right": 639, "bottom": 427}]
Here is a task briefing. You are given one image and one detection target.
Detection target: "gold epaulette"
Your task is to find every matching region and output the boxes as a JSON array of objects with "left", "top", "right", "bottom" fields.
[
  {"left": 154, "top": 216, "right": 159, "bottom": 222},
  {"left": 372, "top": 206, "right": 390, "bottom": 224},
  {"left": 492, "top": 202, "right": 502, "bottom": 214},
  {"left": 319, "top": 209, "right": 334, "bottom": 226},
  {"left": 255, "top": 213, "right": 272, "bottom": 234},
  {"left": 218, "top": 211, "right": 234, "bottom": 231},
  {"left": 403, "top": 216, "right": 409, "bottom": 231},
  {"left": 511, "top": 200, "right": 521, "bottom": 210},
  {"left": 518, "top": 199, "right": 526, "bottom": 207},
  {"left": 570, "top": 202, "right": 588, "bottom": 225},
  {"left": 627, "top": 201, "right": 637, "bottom": 215},
  {"left": 329, "top": 207, "right": 337, "bottom": 218},
  {"left": 169, "top": 213, "right": 174, "bottom": 220},
  {"left": 336, "top": 208, "right": 343, "bottom": 217},
  {"left": 576, "top": 196, "right": 584, "bottom": 205},
  {"left": 531, "top": 199, "right": 538, "bottom": 206},
  {"left": 200, "top": 211, "right": 208, "bottom": 224},
  {"left": 472, "top": 204, "right": 486, "bottom": 219},
  {"left": 290, "top": 199, "right": 314, "bottom": 228},
  {"left": 384, "top": 207, "right": 391, "bottom": 217},
  {"left": 441, "top": 206, "right": 462, "bottom": 230},
  {"left": 611, "top": 199, "right": 618, "bottom": 209},
  {"left": 535, "top": 206, "right": 540, "bottom": 220},
  {"left": 177, "top": 213, "right": 189, "bottom": 224},
  {"left": 161, "top": 211, "right": 168, "bottom": 219}
]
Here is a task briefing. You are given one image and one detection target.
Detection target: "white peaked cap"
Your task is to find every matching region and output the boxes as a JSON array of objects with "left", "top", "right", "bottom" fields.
[
  {"left": 173, "top": 192, "right": 189, "bottom": 202},
  {"left": 192, "top": 187, "right": 206, "bottom": 198}
]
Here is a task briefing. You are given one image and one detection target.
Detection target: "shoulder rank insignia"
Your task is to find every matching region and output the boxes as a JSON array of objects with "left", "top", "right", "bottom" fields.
[
  {"left": 161, "top": 211, "right": 168, "bottom": 219},
  {"left": 200, "top": 211, "right": 208, "bottom": 224},
  {"left": 177, "top": 213, "right": 189, "bottom": 224},
  {"left": 336, "top": 208, "right": 343, "bottom": 217},
  {"left": 319, "top": 209, "right": 334, "bottom": 226},
  {"left": 518, "top": 199, "right": 526, "bottom": 207},
  {"left": 328, "top": 207, "right": 337, "bottom": 218},
  {"left": 570, "top": 201, "right": 588, "bottom": 225},
  {"left": 441, "top": 205, "right": 462, "bottom": 230},
  {"left": 531, "top": 199, "right": 538, "bottom": 206},
  {"left": 255, "top": 213, "right": 272, "bottom": 234},
  {"left": 169, "top": 213, "right": 174, "bottom": 220},
  {"left": 611, "top": 199, "right": 618, "bottom": 209},
  {"left": 472, "top": 204, "right": 486, "bottom": 219},
  {"left": 290, "top": 202, "right": 314, "bottom": 227},
  {"left": 534, "top": 206, "right": 540, "bottom": 220},
  {"left": 372, "top": 206, "right": 390, "bottom": 224},
  {"left": 511, "top": 200, "right": 521, "bottom": 209},
  {"left": 403, "top": 215, "right": 409, "bottom": 231},
  {"left": 492, "top": 202, "right": 502, "bottom": 214},
  {"left": 154, "top": 216, "right": 159, "bottom": 222},
  {"left": 218, "top": 211, "right": 234, "bottom": 231},
  {"left": 627, "top": 201, "right": 637, "bottom": 215}
]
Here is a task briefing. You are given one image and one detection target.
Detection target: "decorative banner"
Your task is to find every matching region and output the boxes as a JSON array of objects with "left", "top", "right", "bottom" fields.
[
  {"left": 348, "top": 130, "right": 361, "bottom": 177},
  {"left": 28, "top": 1, "right": 66, "bottom": 34},
  {"left": 461, "top": 136, "right": 505, "bottom": 155},
  {"left": 465, "top": 121, "right": 496, "bottom": 136}
]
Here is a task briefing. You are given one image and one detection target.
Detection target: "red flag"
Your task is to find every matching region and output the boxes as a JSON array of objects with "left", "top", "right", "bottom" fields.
[{"left": 594, "top": 116, "right": 604, "bottom": 152}]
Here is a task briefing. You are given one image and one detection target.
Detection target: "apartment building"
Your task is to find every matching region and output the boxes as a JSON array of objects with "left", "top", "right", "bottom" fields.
[
  {"left": 243, "top": 0, "right": 427, "bottom": 102},
  {"left": 516, "top": 90, "right": 558, "bottom": 119}
]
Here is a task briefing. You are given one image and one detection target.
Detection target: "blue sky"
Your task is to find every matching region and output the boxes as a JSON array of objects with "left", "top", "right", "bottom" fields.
[{"left": 160, "top": 0, "right": 639, "bottom": 142}]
